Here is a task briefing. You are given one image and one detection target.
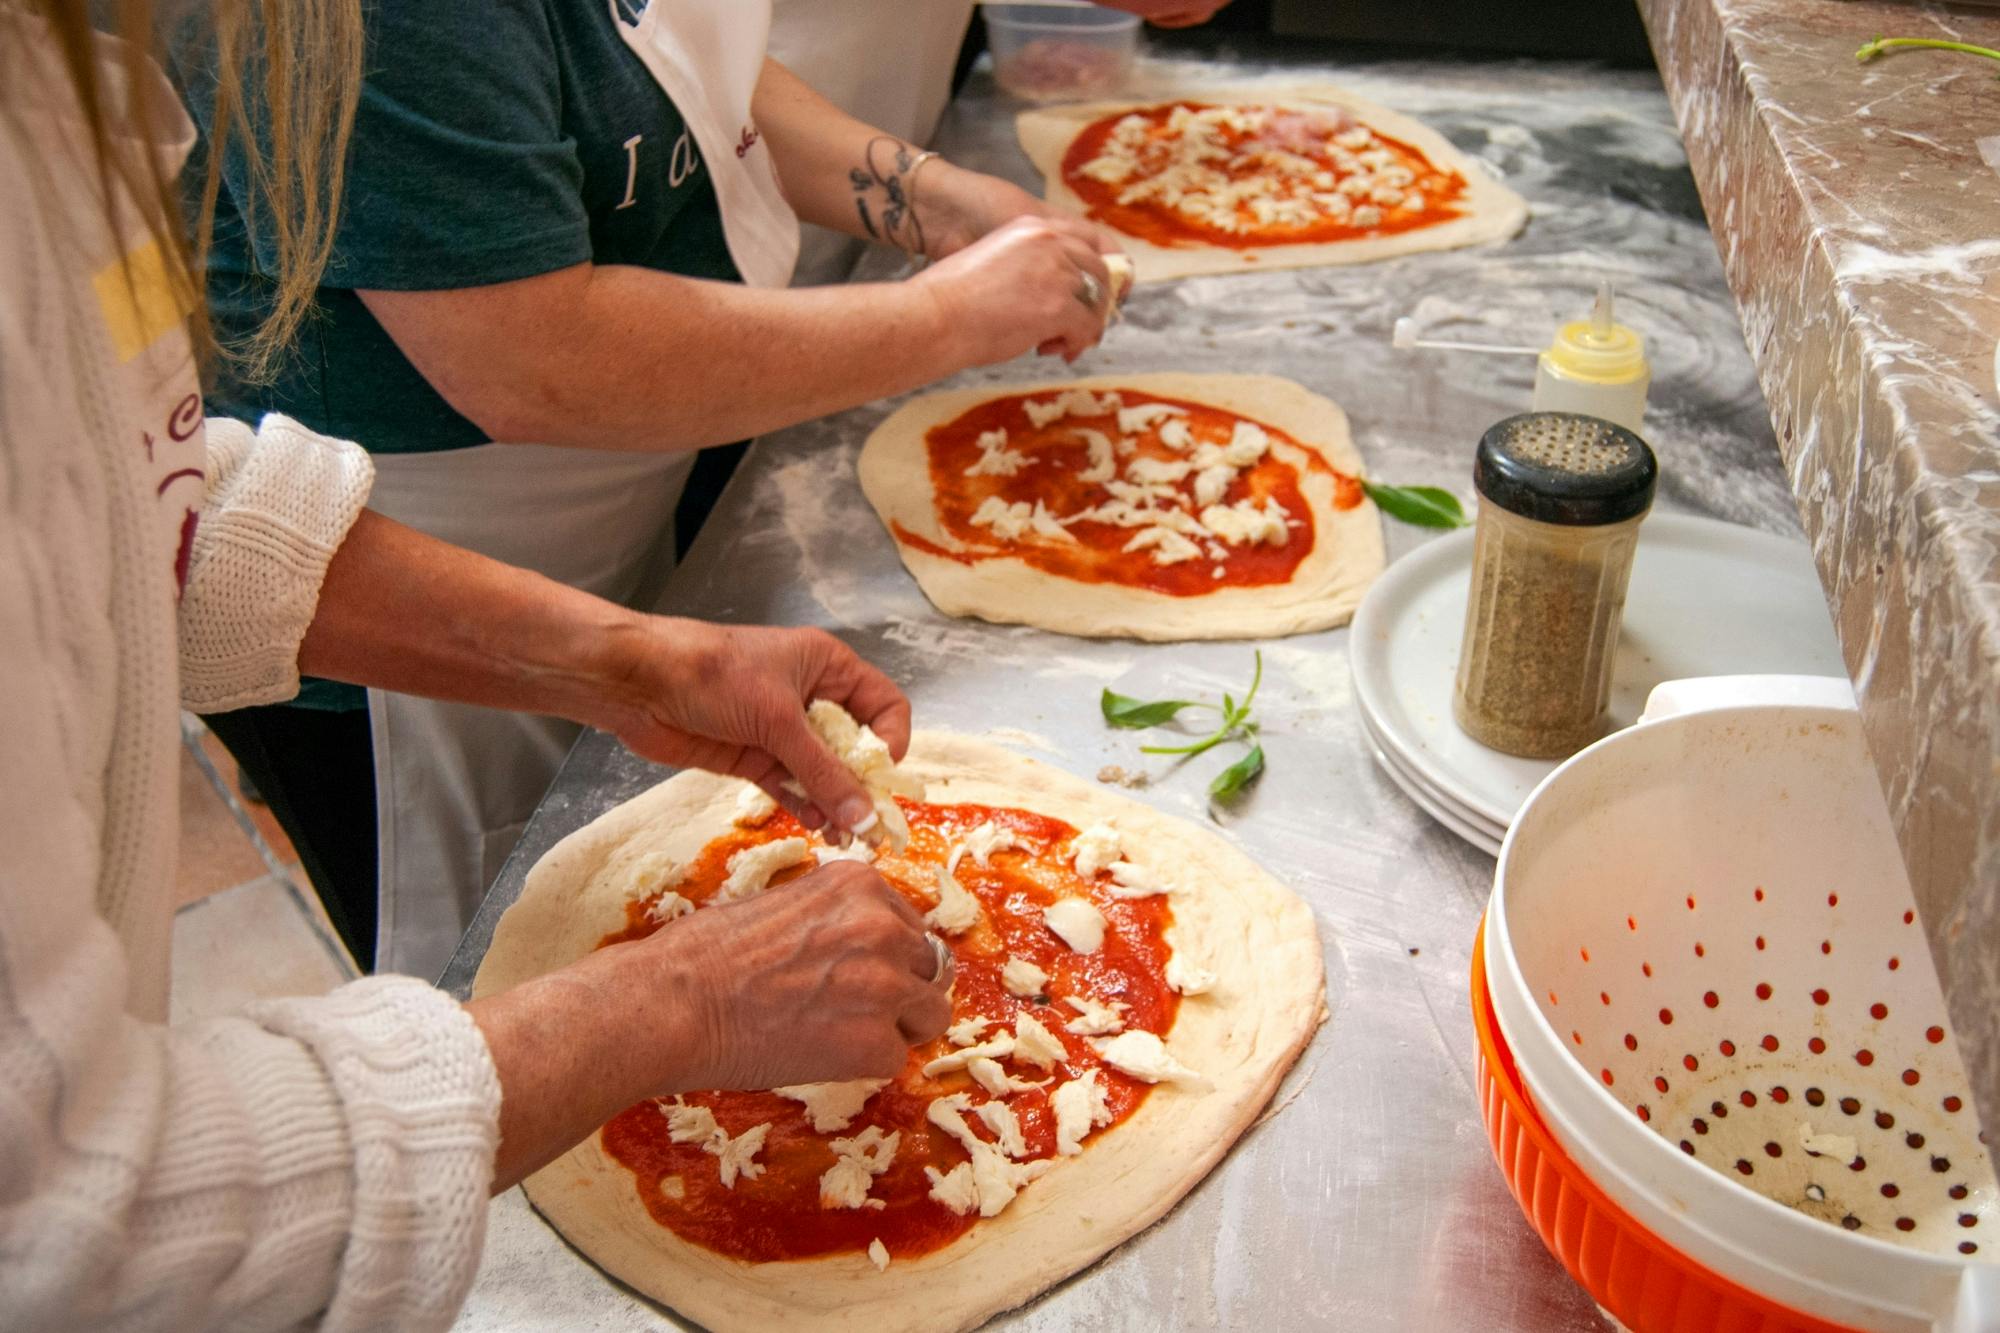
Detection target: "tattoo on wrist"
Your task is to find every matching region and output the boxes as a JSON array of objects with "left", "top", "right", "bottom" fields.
[{"left": 850, "top": 136, "right": 933, "bottom": 255}]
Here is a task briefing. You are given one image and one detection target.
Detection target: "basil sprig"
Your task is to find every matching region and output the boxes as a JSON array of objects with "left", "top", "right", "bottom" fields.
[{"left": 1100, "top": 652, "right": 1266, "bottom": 803}]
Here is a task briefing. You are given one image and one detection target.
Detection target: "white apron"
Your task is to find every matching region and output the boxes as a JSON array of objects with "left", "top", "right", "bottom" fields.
[{"left": 370, "top": 0, "right": 799, "bottom": 979}]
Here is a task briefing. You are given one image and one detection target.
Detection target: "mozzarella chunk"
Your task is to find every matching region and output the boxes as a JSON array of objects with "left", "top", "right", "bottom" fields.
[
  {"left": 925, "top": 860, "right": 982, "bottom": 934},
  {"left": 646, "top": 891, "right": 695, "bottom": 925},
  {"left": 972, "top": 1101, "right": 1031, "bottom": 1159},
  {"left": 805, "top": 700, "right": 923, "bottom": 854},
  {"left": 969, "top": 496, "right": 1033, "bottom": 541},
  {"left": 814, "top": 841, "right": 875, "bottom": 866},
  {"left": 1071, "top": 821, "right": 1122, "bottom": 879},
  {"left": 1011, "top": 1012, "right": 1069, "bottom": 1070},
  {"left": 707, "top": 1121, "right": 771, "bottom": 1189},
  {"left": 1200, "top": 498, "right": 1291, "bottom": 547},
  {"left": 1001, "top": 955, "right": 1048, "bottom": 998},
  {"left": 1165, "top": 954, "right": 1217, "bottom": 996},
  {"left": 1191, "top": 462, "right": 1237, "bottom": 508},
  {"left": 922, "top": 1034, "right": 1016, "bottom": 1077},
  {"left": 960, "top": 820, "right": 1024, "bottom": 867},
  {"left": 661, "top": 1099, "right": 719, "bottom": 1145},
  {"left": 1052, "top": 1070, "right": 1115, "bottom": 1156},
  {"left": 1092, "top": 1030, "right": 1209, "bottom": 1087},
  {"left": 1126, "top": 456, "right": 1194, "bottom": 486},
  {"left": 1123, "top": 525, "right": 1203, "bottom": 566},
  {"left": 967, "top": 1056, "right": 1049, "bottom": 1098},
  {"left": 1062, "top": 993, "right": 1129, "bottom": 1036},
  {"left": 715, "top": 837, "right": 810, "bottom": 903},
  {"left": 965, "top": 444, "right": 1028, "bottom": 478},
  {"left": 1044, "top": 897, "right": 1107, "bottom": 955},
  {"left": 1028, "top": 501, "right": 1075, "bottom": 543},
  {"left": 774, "top": 1078, "right": 888, "bottom": 1133},
  {"left": 1117, "top": 401, "right": 1190, "bottom": 435},
  {"left": 1106, "top": 860, "right": 1170, "bottom": 899},
  {"left": 946, "top": 1014, "right": 997, "bottom": 1047},
  {"left": 1075, "top": 428, "right": 1118, "bottom": 484},
  {"left": 621, "top": 850, "right": 686, "bottom": 903},
  {"left": 868, "top": 1238, "right": 891, "bottom": 1270},
  {"left": 819, "top": 1124, "right": 900, "bottom": 1211},
  {"left": 733, "top": 785, "right": 777, "bottom": 826},
  {"left": 1158, "top": 417, "right": 1197, "bottom": 451},
  {"left": 925, "top": 1095, "right": 1054, "bottom": 1218},
  {"left": 924, "top": 1162, "right": 981, "bottom": 1216}
]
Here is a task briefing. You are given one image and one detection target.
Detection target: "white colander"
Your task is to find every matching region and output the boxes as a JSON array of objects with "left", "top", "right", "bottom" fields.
[{"left": 1485, "top": 676, "right": 1999, "bottom": 1331}]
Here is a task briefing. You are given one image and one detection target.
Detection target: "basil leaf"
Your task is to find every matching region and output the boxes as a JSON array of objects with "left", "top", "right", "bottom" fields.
[
  {"left": 1208, "top": 745, "right": 1266, "bottom": 801},
  {"left": 1362, "top": 481, "right": 1470, "bottom": 529},
  {"left": 1101, "top": 689, "right": 1200, "bottom": 729}
]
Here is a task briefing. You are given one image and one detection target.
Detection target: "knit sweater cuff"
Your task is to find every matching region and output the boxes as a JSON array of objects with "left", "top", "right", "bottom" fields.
[
  {"left": 179, "top": 413, "right": 373, "bottom": 714},
  {"left": 247, "top": 975, "right": 502, "bottom": 1332}
]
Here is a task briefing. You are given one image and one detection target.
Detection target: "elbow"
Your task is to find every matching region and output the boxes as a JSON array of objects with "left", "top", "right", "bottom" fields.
[{"left": 435, "top": 363, "right": 579, "bottom": 446}]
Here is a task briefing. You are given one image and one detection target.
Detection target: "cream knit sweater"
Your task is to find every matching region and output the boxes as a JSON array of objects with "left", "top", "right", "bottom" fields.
[{"left": 1, "top": 17, "right": 502, "bottom": 1330}]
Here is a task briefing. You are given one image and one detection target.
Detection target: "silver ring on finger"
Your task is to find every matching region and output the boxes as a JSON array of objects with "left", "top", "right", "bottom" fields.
[
  {"left": 1074, "top": 269, "right": 1103, "bottom": 313},
  {"left": 925, "top": 931, "right": 957, "bottom": 989}
]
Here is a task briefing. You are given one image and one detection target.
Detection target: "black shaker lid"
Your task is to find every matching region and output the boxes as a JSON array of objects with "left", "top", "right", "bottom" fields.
[{"left": 1473, "top": 412, "right": 1657, "bottom": 526}]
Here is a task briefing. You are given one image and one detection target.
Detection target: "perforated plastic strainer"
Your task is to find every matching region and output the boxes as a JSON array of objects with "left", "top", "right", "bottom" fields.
[{"left": 1486, "top": 677, "right": 1998, "bottom": 1331}]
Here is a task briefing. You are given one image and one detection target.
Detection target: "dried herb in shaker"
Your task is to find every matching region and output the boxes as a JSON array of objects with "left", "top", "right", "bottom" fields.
[{"left": 1453, "top": 413, "right": 1657, "bottom": 760}]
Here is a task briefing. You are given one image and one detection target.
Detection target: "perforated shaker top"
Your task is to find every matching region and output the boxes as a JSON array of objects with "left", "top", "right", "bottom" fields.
[{"left": 1473, "top": 412, "right": 1658, "bottom": 526}]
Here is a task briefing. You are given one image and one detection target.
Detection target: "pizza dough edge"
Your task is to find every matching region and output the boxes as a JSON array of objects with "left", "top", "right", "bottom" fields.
[
  {"left": 856, "top": 372, "right": 1387, "bottom": 641},
  {"left": 474, "top": 733, "right": 1328, "bottom": 1333},
  {"left": 1016, "top": 86, "right": 1530, "bottom": 282}
]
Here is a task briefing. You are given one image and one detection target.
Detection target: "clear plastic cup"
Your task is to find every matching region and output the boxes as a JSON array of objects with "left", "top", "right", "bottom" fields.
[{"left": 983, "top": 3, "right": 1140, "bottom": 103}]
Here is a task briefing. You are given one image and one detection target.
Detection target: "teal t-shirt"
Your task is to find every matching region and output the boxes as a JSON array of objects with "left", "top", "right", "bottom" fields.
[{"left": 184, "top": 0, "right": 741, "bottom": 707}]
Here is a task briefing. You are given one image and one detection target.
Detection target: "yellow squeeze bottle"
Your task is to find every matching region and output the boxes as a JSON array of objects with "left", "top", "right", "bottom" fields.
[{"left": 1532, "top": 282, "right": 1650, "bottom": 438}]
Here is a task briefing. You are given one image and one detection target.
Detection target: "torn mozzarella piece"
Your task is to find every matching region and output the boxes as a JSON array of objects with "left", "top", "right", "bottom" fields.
[
  {"left": 1011, "top": 1013, "right": 1069, "bottom": 1070},
  {"left": 972, "top": 1101, "right": 1031, "bottom": 1159},
  {"left": 1200, "top": 498, "right": 1290, "bottom": 547},
  {"left": 805, "top": 700, "right": 923, "bottom": 853},
  {"left": 1106, "top": 860, "right": 1169, "bottom": 899},
  {"left": 707, "top": 1121, "right": 771, "bottom": 1188},
  {"left": 621, "top": 851, "right": 686, "bottom": 904},
  {"left": 1029, "top": 501, "right": 1075, "bottom": 543},
  {"left": 1352, "top": 204, "right": 1382, "bottom": 228},
  {"left": 925, "top": 860, "right": 982, "bottom": 934},
  {"left": 1117, "top": 401, "right": 1190, "bottom": 436},
  {"left": 946, "top": 1014, "right": 996, "bottom": 1047},
  {"left": 967, "top": 1056, "right": 1049, "bottom": 1098},
  {"left": 1062, "top": 993, "right": 1129, "bottom": 1036},
  {"left": 965, "top": 444, "right": 1028, "bottom": 478},
  {"left": 1192, "top": 462, "right": 1237, "bottom": 508},
  {"left": 646, "top": 891, "right": 695, "bottom": 925},
  {"left": 715, "top": 837, "right": 811, "bottom": 903},
  {"left": 868, "top": 1238, "right": 890, "bottom": 1270},
  {"left": 923, "top": 1034, "right": 1016, "bottom": 1077},
  {"left": 1071, "top": 821, "right": 1122, "bottom": 879},
  {"left": 1124, "top": 525, "right": 1203, "bottom": 566},
  {"left": 1001, "top": 955, "right": 1048, "bottom": 998},
  {"left": 814, "top": 841, "right": 874, "bottom": 866},
  {"left": 1075, "top": 428, "right": 1118, "bottom": 484},
  {"left": 924, "top": 1162, "right": 981, "bottom": 1216},
  {"left": 661, "top": 1099, "right": 719, "bottom": 1145},
  {"left": 1093, "top": 1030, "right": 1208, "bottom": 1087},
  {"left": 733, "top": 785, "right": 777, "bottom": 826},
  {"left": 1165, "top": 954, "right": 1217, "bottom": 996},
  {"left": 925, "top": 1095, "right": 1054, "bottom": 1218},
  {"left": 969, "top": 496, "right": 1034, "bottom": 541},
  {"left": 1158, "top": 417, "right": 1197, "bottom": 452},
  {"left": 1125, "top": 456, "right": 1194, "bottom": 486},
  {"left": 1052, "top": 1070, "right": 1115, "bottom": 1156},
  {"left": 1044, "top": 897, "right": 1107, "bottom": 954},
  {"left": 1222, "top": 421, "right": 1270, "bottom": 466},
  {"left": 960, "top": 820, "right": 1023, "bottom": 867},
  {"left": 819, "top": 1125, "right": 901, "bottom": 1211},
  {"left": 775, "top": 1078, "right": 888, "bottom": 1133}
]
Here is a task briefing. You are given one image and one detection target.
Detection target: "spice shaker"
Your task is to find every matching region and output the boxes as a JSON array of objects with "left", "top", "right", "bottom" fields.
[{"left": 1453, "top": 412, "right": 1657, "bottom": 759}]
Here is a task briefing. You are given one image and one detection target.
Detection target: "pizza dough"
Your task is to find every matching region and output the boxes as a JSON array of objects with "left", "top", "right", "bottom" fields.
[
  {"left": 859, "top": 373, "right": 1386, "bottom": 641},
  {"left": 472, "top": 734, "right": 1324, "bottom": 1333},
  {"left": 1018, "top": 87, "right": 1528, "bottom": 281}
]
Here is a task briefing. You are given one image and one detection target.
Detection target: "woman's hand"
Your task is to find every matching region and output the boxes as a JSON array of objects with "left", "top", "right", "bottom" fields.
[
  {"left": 913, "top": 160, "right": 1120, "bottom": 266},
  {"left": 914, "top": 214, "right": 1116, "bottom": 364},
  {"left": 652, "top": 861, "right": 953, "bottom": 1089},
  {"left": 592, "top": 618, "right": 911, "bottom": 839}
]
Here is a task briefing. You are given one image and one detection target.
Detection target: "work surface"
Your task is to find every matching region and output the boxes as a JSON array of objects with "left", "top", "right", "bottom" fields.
[{"left": 442, "top": 46, "right": 1807, "bottom": 1331}]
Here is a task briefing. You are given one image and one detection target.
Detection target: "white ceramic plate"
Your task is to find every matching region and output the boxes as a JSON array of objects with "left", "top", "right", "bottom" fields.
[
  {"left": 1349, "top": 511, "right": 1846, "bottom": 842},
  {"left": 1359, "top": 709, "right": 1505, "bottom": 855}
]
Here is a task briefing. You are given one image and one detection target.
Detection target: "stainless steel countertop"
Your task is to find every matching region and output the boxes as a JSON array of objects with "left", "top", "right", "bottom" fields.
[{"left": 444, "top": 46, "right": 1808, "bottom": 1332}]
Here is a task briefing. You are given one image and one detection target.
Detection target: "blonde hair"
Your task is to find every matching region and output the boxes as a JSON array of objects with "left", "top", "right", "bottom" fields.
[{"left": 24, "top": 0, "right": 362, "bottom": 380}]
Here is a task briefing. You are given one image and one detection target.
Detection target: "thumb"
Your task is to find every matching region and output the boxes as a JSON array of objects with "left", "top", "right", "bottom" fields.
[{"left": 762, "top": 709, "right": 876, "bottom": 837}]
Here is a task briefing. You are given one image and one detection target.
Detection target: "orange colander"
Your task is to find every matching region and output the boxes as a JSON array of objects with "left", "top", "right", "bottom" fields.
[{"left": 1481, "top": 678, "right": 1998, "bottom": 1331}]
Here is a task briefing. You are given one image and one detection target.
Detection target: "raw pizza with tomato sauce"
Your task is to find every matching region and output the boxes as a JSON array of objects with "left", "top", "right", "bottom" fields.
[
  {"left": 1017, "top": 88, "right": 1527, "bottom": 280},
  {"left": 859, "top": 373, "right": 1386, "bottom": 640},
  {"left": 472, "top": 732, "right": 1323, "bottom": 1332}
]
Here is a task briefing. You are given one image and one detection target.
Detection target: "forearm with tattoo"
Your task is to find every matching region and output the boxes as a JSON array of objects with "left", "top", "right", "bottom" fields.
[{"left": 849, "top": 136, "right": 936, "bottom": 254}]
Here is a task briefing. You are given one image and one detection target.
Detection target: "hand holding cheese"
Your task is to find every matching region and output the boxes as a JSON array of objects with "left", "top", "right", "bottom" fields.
[{"left": 914, "top": 215, "right": 1118, "bottom": 365}]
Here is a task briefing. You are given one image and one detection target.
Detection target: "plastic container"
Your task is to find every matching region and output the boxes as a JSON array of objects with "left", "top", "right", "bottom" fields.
[
  {"left": 1482, "top": 676, "right": 2000, "bottom": 1331},
  {"left": 1533, "top": 284, "right": 1651, "bottom": 437},
  {"left": 983, "top": 3, "right": 1139, "bottom": 103},
  {"left": 1453, "top": 412, "right": 1657, "bottom": 760}
]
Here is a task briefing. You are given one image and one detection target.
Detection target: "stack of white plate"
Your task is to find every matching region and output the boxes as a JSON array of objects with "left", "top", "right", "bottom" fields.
[{"left": 1348, "top": 512, "right": 1847, "bottom": 855}]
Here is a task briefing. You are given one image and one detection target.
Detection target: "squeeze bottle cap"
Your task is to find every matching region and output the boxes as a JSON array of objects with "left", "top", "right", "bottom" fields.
[{"left": 1541, "top": 283, "right": 1648, "bottom": 386}]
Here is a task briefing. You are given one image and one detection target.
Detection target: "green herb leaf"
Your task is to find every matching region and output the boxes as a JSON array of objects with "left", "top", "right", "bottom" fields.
[
  {"left": 1209, "top": 745, "right": 1266, "bottom": 801},
  {"left": 1362, "top": 480, "right": 1470, "bottom": 529},
  {"left": 1100, "top": 689, "right": 1202, "bottom": 729},
  {"left": 1856, "top": 35, "right": 2000, "bottom": 67},
  {"left": 1141, "top": 732, "right": 1229, "bottom": 759}
]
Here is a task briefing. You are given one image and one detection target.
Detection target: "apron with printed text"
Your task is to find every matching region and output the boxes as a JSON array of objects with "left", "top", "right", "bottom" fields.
[{"left": 370, "top": 0, "right": 799, "bottom": 979}]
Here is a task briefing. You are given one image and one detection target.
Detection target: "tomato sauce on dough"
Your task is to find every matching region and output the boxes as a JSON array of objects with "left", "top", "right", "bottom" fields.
[{"left": 596, "top": 801, "right": 1179, "bottom": 1264}]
